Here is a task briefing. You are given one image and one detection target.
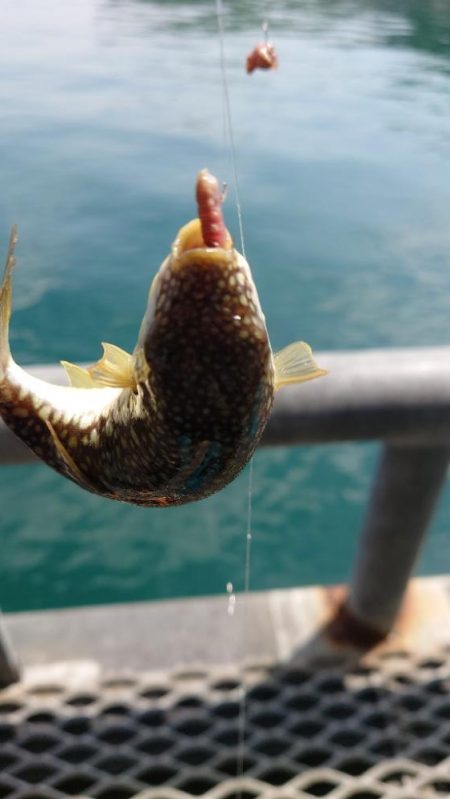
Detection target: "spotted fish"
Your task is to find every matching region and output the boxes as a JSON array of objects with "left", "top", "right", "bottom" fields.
[{"left": 0, "top": 170, "right": 326, "bottom": 507}]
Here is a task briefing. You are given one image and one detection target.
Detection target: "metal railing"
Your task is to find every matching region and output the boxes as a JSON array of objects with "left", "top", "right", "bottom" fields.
[{"left": 2, "top": 345, "right": 450, "bottom": 683}]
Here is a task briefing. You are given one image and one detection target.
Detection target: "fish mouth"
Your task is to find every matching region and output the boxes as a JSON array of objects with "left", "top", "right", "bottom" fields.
[{"left": 171, "top": 219, "right": 234, "bottom": 267}]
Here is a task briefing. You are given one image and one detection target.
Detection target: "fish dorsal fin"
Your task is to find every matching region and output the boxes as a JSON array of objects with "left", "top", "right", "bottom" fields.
[
  {"left": 87, "top": 343, "right": 136, "bottom": 389},
  {"left": 273, "top": 341, "right": 327, "bottom": 391},
  {"left": 61, "top": 361, "right": 98, "bottom": 388}
]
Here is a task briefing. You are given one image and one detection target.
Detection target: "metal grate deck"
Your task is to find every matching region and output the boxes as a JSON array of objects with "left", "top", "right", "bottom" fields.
[{"left": 0, "top": 645, "right": 449, "bottom": 799}]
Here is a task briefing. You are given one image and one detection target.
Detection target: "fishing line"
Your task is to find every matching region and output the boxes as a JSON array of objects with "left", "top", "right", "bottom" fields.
[
  {"left": 236, "top": 456, "right": 253, "bottom": 780},
  {"left": 243, "top": 459, "right": 254, "bottom": 599},
  {"left": 215, "top": 0, "right": 246, "bottom": 260},
  {"left": 214, "top": 0, "right": 253, "bottom": 787}
]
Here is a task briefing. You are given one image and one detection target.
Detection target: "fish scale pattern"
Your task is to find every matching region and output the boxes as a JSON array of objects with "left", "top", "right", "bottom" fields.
[{"left": 0, "top": 648, "right": 449, "bottom": 799}]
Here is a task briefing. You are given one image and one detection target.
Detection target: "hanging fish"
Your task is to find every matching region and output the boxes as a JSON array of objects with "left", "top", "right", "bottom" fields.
[{"left": 0, "top": 170, "right": 325, "bottom": 507}]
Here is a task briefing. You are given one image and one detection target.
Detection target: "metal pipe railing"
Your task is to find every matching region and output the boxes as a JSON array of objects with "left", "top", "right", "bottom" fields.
[
  {"left": 1, "top": 345, "right": 450, "bottom": 683},
  {"left": 348, "top": 442, "right": 450, "bottom": 634},
  {"left": 2, "top": 346, "right": 450, "bottom": 461},
  {"left": 263, "top": 345, "right": 450, "bottom": 446}
]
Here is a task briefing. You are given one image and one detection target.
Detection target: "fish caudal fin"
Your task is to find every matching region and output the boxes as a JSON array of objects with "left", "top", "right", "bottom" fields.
[
  {"left": 0, "top": 226, "right": 18, "bottom": 381},
  {"left": 62, "top": 343, "right": 136, "bottom": 390},
  {"left": 273, "top": 341, "right": 327, "bottom": 391}
]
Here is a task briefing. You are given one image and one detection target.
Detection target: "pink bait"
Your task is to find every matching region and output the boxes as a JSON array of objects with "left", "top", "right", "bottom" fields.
[
  {"left": 246, "top": 42, "right": 278, "bottom": 74},
  {"left": 196, "top": 169, "right": 228, "bottom": 248}
]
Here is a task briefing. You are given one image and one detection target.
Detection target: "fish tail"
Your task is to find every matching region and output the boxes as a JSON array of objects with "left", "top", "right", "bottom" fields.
[{"left": 0, "top": 226, "right": 17, "bottom": 381}]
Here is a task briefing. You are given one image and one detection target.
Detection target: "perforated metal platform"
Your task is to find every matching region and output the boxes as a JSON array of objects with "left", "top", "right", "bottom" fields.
[{"left": 0, "top": 644, "right": 449, "bottom": 799}]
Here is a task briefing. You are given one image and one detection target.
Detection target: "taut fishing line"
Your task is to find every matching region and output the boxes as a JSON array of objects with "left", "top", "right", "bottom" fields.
[
  {"left": 215, "top": 0, "right": 246, "bottom": 260},
  {"left": 214, "top": 0, "right": 253, "bottom": 785},
  {"left": 237, "top": 457, "right": 253, "bottom": 780}
]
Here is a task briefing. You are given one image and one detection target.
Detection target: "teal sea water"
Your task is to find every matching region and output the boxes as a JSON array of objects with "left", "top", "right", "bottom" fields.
[{"left": 1, "top": 0, "right": 450, "bottom": 612}]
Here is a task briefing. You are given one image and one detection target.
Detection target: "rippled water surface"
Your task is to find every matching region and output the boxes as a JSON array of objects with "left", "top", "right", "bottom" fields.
[{"left": 1, "top": 0, "right": 450, "bottom": 610}]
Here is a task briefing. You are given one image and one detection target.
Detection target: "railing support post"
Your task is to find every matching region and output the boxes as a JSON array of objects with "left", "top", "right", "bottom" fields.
[
  {"left": 0, "top": 613, "right": 20, "bottom": 687},
  {"left": 345, "top": 444, "right": 450, "bottom": 640}
]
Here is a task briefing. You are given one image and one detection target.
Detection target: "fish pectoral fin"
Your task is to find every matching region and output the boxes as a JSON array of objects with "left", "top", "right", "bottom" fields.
[
  {"left": 273, "top": 341, "right": 327, "bottom": 391},
  {"left": 61, "top": 361, "right": 99, "bottom": 388},
  {"left": 87, "top": 342, "right": 137, "bottom": 389},
  {"left": 45, "top": 420, "right": 99, "bottom": 493},
  {"left": 63, "top": 344, "right": 136, "bottom": 389}
]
